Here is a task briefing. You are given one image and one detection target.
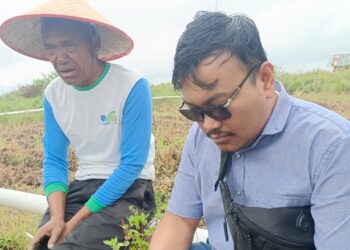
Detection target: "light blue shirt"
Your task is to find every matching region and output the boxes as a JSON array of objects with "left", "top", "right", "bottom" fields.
[{"left": 168, "top": 81, "right": 350, "bottom": 250}]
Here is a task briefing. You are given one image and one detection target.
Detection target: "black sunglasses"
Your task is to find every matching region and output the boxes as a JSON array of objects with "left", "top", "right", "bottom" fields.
[{"left": 179, "top": 65, "right": 259, "bottom": 122}]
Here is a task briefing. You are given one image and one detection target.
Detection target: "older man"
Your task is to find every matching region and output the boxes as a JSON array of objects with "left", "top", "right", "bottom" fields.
[
  {"left": 0, "top": 0, "right": 155, "bottom": 249},
  {"left": 150, "top": 11, "right": 350, "bottom": 250}
]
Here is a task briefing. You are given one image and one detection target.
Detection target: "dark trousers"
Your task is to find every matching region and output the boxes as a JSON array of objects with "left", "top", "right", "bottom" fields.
[{"left": 38, "top": 179, "right": 155, "bottom": 250}]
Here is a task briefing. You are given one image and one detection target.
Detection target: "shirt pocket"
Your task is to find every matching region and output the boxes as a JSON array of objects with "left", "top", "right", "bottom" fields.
[{"left": 254, "top": 192, "right": 310, "bottom": 208}]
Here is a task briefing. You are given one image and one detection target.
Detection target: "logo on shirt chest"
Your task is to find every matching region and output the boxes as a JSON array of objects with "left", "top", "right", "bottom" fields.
[{"left": 100, "top": 111, "right": 118, "bottom": 125}]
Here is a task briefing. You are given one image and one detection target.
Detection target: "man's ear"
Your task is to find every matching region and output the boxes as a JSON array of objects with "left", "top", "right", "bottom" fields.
[
  {"left": 92, "top": 34, "right": 101, "bottom": 53},
  {"left": 257, "top": 61, "right": 275, "bottom": 98}
]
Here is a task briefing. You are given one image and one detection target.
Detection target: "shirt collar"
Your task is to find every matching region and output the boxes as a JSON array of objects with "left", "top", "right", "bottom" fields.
[
  {"left": 260, "top": 80, "right": 293, "bottom": 136},
  {"left": 240, "top": 81, "right": 292, "bottom": 152}
]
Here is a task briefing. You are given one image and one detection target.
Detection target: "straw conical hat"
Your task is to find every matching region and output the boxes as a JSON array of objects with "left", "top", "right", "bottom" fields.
[{"left": 0, "top": 0, "right": 133, "bottom": 61}]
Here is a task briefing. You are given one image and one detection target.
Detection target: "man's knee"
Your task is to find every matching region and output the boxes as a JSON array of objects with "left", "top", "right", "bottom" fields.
[{"left": 53, "top": 215, "right": 125, "bottom": 250}]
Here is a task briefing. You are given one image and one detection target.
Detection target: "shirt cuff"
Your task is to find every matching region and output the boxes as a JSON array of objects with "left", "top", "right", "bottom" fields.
[
  {"left": 44, "top": 182, "right": 68, "bottom": 197},
  {"left": 85, "top": 195, "right": 106, "bottom": 213}
]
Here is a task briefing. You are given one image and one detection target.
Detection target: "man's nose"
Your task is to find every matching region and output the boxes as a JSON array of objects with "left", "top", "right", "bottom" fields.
[
  {"left": 200, "top": 114, "right": 221, "bottom": 133},
  {"left": 51, "top": 47, "right": 70, "bottom": 64}
]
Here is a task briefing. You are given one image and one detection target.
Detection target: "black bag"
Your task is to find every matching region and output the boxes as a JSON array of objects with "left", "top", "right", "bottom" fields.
[{"left": 215, "top": 152, "right": 315, "bottom": 250}]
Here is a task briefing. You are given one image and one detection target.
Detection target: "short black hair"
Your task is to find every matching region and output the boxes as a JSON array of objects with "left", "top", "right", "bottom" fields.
[
  {"left": 40, "top": 17, "right": 98, "bottom": 44},
  {"left": 172, "top": 11, "right": 267, "bottom": 89}
]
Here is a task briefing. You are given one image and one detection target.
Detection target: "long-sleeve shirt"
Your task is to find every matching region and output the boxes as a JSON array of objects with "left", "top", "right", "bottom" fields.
[{"left": 43, "top": 63, "right": 155, "bottom": 212}]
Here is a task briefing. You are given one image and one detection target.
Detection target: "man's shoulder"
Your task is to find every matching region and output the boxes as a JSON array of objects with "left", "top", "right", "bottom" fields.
[
  {"left": 289, "top": 96, "right": 350, "bottom": 136},
  {"left": 108, "top": 63, "right": 144, "bottom": 81},
  {"left": 104, "top": 63, "right": 147, "bottom": 95},
  {"left": 44, "top": 76, "right": 65, "bottom": 98}
]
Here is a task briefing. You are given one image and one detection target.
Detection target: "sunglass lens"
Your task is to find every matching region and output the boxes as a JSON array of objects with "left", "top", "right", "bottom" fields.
[
  {"left": 206, "top": 106, "right": 231, "bottom": 120},
  {"left": 179, "top": 109, "right": 203, "bottom": 121}
]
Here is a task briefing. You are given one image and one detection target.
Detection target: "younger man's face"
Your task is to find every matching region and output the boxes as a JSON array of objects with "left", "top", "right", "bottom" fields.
[{"left": 180, "top": 51, "right": 272, "bottom": 152}]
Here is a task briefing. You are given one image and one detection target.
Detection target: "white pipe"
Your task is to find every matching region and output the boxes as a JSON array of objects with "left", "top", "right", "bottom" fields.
[
  {"left": 0, "top": 108, "right": 43, "bottom": 116},
  {"left": 0, "top": 188, "right": 47, "bottom": 214},
  {"left": 0, "top": 96, "right": 182, "bottom": 116},
  {"left": 0, "top": 188, "right": 208, "bottom": 242}
]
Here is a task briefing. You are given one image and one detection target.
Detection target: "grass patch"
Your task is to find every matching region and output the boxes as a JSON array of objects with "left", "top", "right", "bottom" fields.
[
  {"left": 278, "top": 69, "right": 350, "bottom": 94},
  {"left": 151, "top": 83, "right": 180, "bottom": 97},
  {"left": 0, "top": 96, "right": 42, "bottom": 113},
  {"left": 0, "top": 112, "right": 43, "bottom": 124},
  {"left": 0, "top": 208, "right": 41, "bottom": 250}
]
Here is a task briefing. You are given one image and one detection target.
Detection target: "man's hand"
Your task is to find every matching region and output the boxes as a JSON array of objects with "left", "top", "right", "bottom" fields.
[
  {"left": 28, "top": 191, "right": 67, "bottom": 249},
  {"left": 29, "top": 218, "right": 66, "bottom": 250},
  {"left": 30, "top": 205, "right": 93, "bottom": 249},
  {"left": 56, "top": 220, "right": 74, "bottom": 245}
]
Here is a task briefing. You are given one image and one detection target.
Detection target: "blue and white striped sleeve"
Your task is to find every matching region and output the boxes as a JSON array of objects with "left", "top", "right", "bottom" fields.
[{"left": 43, "top": 97, "right": 70, "bottom": 196}]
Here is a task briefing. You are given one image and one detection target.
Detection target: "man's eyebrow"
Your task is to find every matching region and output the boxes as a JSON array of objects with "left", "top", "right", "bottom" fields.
[
  {"left": 196, "top": 78, "right": 218, "bottom": 89},
  {"left": 189, "top": 72, "right": 218, "bottom": 90},
  {"left": 206, "top": 92, "right": 228, "bottom": 103},
  {"left": 183, "top": 91, "right": 228, "bottom": 107}
]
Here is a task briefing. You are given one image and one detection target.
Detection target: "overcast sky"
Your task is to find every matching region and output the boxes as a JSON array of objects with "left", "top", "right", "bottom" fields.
[{"left": 0, "top": 0, "right": 349, "bottom": 94}]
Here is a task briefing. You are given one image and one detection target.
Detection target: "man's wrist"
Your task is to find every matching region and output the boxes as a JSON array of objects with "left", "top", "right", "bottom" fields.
[
  {"left": 85, "top": 195, "right": 106, "bottom": 213},
  {"left": 47, "top": 191, "right": 67, "bottom": 222},
  {"left": 44, "top": 182, "right": 68, "bottom": 197},
  {"left": 50, "top": 215, "right": 65, "bottom": 222}
]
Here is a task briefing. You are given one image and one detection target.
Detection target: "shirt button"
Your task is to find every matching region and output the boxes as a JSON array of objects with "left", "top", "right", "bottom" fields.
[
  {"left": 236, "top": 189, "right": 241, "bottom": 195},
  {"left": 235, "top": 153, "right": 241, "bottom": 159}
]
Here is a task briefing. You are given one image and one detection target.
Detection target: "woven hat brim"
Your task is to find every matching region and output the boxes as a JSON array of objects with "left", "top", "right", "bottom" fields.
[{"left": 0, "top": 14, "right": 133, "bottom": 61}]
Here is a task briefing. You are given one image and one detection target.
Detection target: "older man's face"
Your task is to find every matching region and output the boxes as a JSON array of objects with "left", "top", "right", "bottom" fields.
[{"left": 42, "top": 22, "right": 100, "bottom": 87}]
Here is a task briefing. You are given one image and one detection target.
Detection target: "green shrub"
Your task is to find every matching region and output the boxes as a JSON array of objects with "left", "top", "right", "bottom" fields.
[
  {"left": 104, "top": 192, "right": 168, "bottom": 250},
  {"left": 334, "top": 80, "right": 350, "bottom": 94},
  {"left": 279, "top": 69, "right": 350, "bottom": 94},
  {"left": 151, "top": 83, "right": 180, "bottom": 97}
]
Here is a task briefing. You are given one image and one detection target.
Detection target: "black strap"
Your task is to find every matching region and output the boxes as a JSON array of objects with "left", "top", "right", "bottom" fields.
[
  {"left": 214, "top": 152, "right": 230, "bottom": 191},
  {"left": 214, "top": 151, "right": 235, "bottom": 242}
]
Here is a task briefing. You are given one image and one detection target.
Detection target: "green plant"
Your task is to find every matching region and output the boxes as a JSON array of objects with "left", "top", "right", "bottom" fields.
[
  {"left": 0, "top": 237, "right": 20, "bottom": 250},
  {"left": 103, "top": 207, "right": 154, "bottom": 250},
  {"left": 104, "top": 192, "right": 169, "bottom": 250}
]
